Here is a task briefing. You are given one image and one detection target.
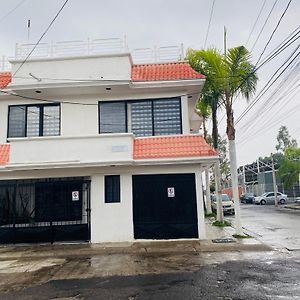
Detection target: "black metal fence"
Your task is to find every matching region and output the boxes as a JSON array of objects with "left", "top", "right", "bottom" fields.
[{"left": 0, "top": 177, "right": 91, "bottom": 244}]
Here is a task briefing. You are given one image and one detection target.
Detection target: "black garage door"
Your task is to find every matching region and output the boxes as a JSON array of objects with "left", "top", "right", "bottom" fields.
[
  {"left": 133, "top": 173, "right": 198, "bottom": 239},
  {"left": 0, "top": 177, "right": 90, "bottom": 244}
]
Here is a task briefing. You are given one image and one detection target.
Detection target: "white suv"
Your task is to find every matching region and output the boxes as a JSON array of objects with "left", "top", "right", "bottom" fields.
[{"left": 254, "top": 192, "right": 287, "bottom": 205}]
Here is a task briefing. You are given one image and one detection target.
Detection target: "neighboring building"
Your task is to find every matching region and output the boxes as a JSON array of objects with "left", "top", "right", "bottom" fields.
[{"left": 0, "top": 51, "right": 218, "bottom": 244}]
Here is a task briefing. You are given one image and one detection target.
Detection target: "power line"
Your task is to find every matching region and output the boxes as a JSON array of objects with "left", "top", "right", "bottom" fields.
[
  {"left": 256, "top": 0, "right": 293, "bottom": 65},
  {"left": 245, "top": 0, "right": 267, "bottom": 46},
  {"left": 236, "top": 53, "right": 300, "bottom": 144},
  {"left": 251, "top": 0, "right": 279, "bottom": 52},
  {"left": 218, "top": 26, "right": 300, "bottom": 128},
  {"left": 0, "top": 0, "right": 27, "bottom": 24},
  {"left": 204, "top": 0, "right": 216, "bottom": 49},
  {"left": 235, "top": 44, "right": 300, "bottom": 127},
  {"left": 13, "top": 0, "right": 70, "bottom": 77}
]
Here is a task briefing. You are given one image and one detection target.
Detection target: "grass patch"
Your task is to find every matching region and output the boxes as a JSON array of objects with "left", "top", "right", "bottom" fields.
[
  {"left": 205, "top": 212, "right": 216, "bottom": 218},
  {"left": 232, "top": 234, "right": 253, "bottom": 239},
  {"left": 212, "top": 220, "right": 231, "bottom": 227}
]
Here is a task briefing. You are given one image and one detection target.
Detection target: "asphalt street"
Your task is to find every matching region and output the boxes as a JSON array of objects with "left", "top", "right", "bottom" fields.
[
  {"left": 228, "top": 203, "right": 300, "bottom": 251},
  {"left": 0, "top": 204, "right": 299, "bottom": 300}
]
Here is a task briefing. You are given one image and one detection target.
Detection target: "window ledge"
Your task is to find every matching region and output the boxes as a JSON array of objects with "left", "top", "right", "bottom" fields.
[{"left": 7, "top": 133, "right": 134, "bottom": 142}]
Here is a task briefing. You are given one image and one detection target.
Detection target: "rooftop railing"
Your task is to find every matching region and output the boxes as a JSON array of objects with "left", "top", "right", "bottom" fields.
[{"left": 0, "top": 37, "right": 185, "bottom": 71}]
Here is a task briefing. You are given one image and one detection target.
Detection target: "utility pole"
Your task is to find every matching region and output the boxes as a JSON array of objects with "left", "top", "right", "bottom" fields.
[
  {"left": 271, "top": 153, "right": 278, "bottom": 207},
  {"left": 215, "top": 160, "right": 224, "bottom": 222},
  {"left": 224, "top": 26, "right": 227, "bottom": 56},
  {"left": 205, "top": 169, "right": 212, "bottom": 214},
  {"left": 242, "top": 165, "right": 246, "bottom": 193}
]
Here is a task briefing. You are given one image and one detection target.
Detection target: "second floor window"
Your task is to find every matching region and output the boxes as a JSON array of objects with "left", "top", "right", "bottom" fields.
[
  {"left": 8, "top": 104, "right": 60, "bottom": 138},
  {"left": 99, "top": 97, "right": 182, "bottom": 137}
]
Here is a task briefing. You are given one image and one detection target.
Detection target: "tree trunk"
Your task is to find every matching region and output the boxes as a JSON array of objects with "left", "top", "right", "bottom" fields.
[
  {"left": 226, "top": 104, "right": 235, "bottom": 140},
  {"left": 215, "top": 160, "right": 224, "bottom": 222},
  {"left": 226, "top": 100, "right": 243, "bottom": 235}
]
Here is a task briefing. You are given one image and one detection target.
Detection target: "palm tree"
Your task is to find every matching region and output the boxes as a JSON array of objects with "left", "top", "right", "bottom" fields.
[
  {"left": 223, "top": 46, "right": 257, "bottom": 235},
  {"left": 187, "top": 48, "right": 224, "bottom": 149},
  {"left": 188, "top": 46, "right": 258, "bottom": 233}
]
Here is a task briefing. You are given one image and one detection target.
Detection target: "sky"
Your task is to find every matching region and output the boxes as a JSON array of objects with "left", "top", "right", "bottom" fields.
[{"left": 0, "top": 0, "right": 299, "bottom": 166}]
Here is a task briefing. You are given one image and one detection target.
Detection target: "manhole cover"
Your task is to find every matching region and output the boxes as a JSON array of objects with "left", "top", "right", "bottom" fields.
[{"left": 212, "top": 238, "right": 236, "bottom": 243}]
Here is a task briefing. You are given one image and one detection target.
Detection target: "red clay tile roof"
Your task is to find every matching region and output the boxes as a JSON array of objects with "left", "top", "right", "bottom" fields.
[
  {"left": 133, "top": 135, "right": 217, "bottom": 159},
  {"left": 0, "top": 72, "right": 12, "bottom": 88},
  {"left": 0, "top": 144, "right": 10, "bottom": 165},
  {"left": 131, "top": 62, "right": 205, "bottom": 82}
]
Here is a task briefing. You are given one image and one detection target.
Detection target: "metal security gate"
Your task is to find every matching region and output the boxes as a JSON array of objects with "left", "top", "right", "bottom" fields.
[
  {"left": 133, "top": 174, "right": 198, "bottom": 239},
  {"left": 0, "top": 177, "right": 91, "bottom": 244}
]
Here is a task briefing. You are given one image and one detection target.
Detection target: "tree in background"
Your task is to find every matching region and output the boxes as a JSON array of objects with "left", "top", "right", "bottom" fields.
[
  {"left": 278, "top": 147, "right": 300, "bottom": 189},
  {"left": 276, "top": 125, "right": 298, "bottom": 152}
]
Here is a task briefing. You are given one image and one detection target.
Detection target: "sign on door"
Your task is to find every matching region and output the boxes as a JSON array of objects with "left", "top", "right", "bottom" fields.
[
  {"left": 167, "top": 187, "right": 175, "bottom": 198},
  {"left": 72, "top": 191, "right": 79, "bottom": 201}
]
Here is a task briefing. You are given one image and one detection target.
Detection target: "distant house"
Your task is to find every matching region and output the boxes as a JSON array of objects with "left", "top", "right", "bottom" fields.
[{"left": 0, "top": 49, "right": 218, "bottom": 244}]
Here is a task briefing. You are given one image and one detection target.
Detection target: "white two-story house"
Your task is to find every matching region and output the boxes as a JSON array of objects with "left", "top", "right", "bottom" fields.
[{"left": 0, "top": 49, "right": 218, "bottom": 244}]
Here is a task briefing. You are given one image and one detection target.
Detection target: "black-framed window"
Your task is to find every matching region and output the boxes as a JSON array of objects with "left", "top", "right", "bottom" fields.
[
  {"left": 99, "top": 102, "right": 127, "bottom": 134},
  {"left": 8, "top": 104, "right": 60, "bottom": 138},
  {"left": 105, "top": 175, "right": 120, "bottom": 203},
  {"left": 98, "top": 97, "right": 182, "bottom": 137}
]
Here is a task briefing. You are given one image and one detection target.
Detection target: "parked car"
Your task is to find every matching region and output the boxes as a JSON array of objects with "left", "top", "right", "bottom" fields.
[
  {"left": 240, "top": 192, "right": 255, "bottom": 204},
  {"left": 254, "top": 192, "right": 288, "bottom": 205},
  {"left": 211, "top": 194, "right": 235, "bottom": 215}
]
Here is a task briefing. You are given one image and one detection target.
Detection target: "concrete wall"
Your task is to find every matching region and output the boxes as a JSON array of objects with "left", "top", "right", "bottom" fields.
[
  {"left": 10, "top": 54, "right": 132, "bottom": 85},
  {"left": 89, "top": 164, "right": 206, "bottom": 243},
  {"left": 9, "top": 134, "right": 134, "bottom": 165},
  {"left": 0, "top": 92, "right": 192, "bottom": 145}
]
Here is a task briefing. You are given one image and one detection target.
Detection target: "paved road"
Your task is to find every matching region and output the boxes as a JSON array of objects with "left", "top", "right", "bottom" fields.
[
  {"left": 1, "top": 251, "right": 299, "bottom": 300},
  {"left": 228, "top": 204, "right": 300, "bottom": 250},
  {"left": 0, "top": 205, "right": 299, "bottom": 299}
]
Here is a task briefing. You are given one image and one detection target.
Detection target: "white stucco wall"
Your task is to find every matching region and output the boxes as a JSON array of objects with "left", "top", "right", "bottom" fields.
[
  {"left": 9, "top": 134, "right": 134, "bottom": 165},
  {"left": 10, "top": 54, "right": 132, "bottom": 85},
  {"left": 0, "top": 92, "right": 192, "bottom": 145},
  {"left": 91, "top": 173, "right": 133, "bottom": 243},
  {"left": 89, "top": 164, "right": 206, "bottom": 243}
]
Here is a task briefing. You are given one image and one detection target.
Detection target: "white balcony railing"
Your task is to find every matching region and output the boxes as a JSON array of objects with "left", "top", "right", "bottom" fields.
[{"left": 0, "top": 38, "right": 186, "bottom": 71}]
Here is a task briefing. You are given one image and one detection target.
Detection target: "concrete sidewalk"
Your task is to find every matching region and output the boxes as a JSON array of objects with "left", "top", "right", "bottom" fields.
[
  {"left": 0, "top": 219, "right": 272, "bottom": 294},
  {"left": 0, "top": 219, "right": 271, "bottom": 260}
]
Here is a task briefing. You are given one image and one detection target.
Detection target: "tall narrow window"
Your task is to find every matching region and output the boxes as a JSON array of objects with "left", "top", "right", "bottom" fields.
[
  {"left": 26, "top": 106, "right": 40, "bottom": 137},
  {"left": 7, "top": 104, "right": 60, "bottom": 138},
  {"left": 105, "top": 175, "right": 120, "bottom": 203},
  {"left": 130, "top": 101, "right": 153, "bottom": 137},
  {"left": 153, "top": 98, "right": 181, "bottom": 135},
  {"left": 43, "top": 106, "right": 60, "bottom": 136},
  {"left": 8, "top": 106, "right": 26, "bottom": 138},
  {"left": 99, "top": 102, "right": 126, "bottom": 134}
]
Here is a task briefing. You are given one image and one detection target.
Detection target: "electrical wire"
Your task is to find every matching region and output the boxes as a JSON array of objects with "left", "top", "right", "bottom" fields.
[
  {"left": 251, "top": 0, "right": 279, "bottom": 52},
  {"left": 236, "top": 53, "right": 300, "bottom": 144},
  {"left": 256, "top": 0, "right": 293, "bottom": 65},
  {"left": 13, "top": 0, "right": 70, "bottom": 77},
  {"left": 216, "top": 25, "right": 300, "bottom": 130},
  {"left": 235, "top": 44, "right": 300, "bottom": 127},
  {"left": 245, "top": 0, "right": 267, "bottom": 46},
  {"left": 204, "top": 0, "right": 216, "bottom": 49},
  {"left": 0, "top": 0, "right": 27, "bottom": 24}
]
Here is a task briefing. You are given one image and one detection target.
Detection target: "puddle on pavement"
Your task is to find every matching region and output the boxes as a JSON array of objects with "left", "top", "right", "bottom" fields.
[{"left": 0, "top": 258, "right": 65, "bottom": 273}]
